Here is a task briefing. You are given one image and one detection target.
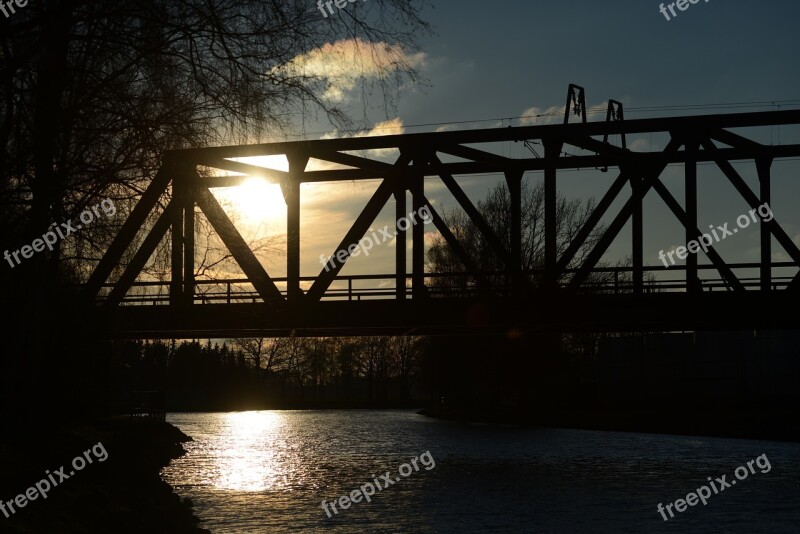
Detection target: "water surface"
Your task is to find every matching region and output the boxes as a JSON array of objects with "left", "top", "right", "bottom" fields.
[{"left": 162, "top": 410, "right": 800, "bottom": 532}]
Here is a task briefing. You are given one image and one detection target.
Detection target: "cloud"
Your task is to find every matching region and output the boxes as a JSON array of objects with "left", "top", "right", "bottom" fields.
[
  {"left": 629, "top": 137, "right": 651, "bottom": 151},
  {"left": 272, "top": 38, "right": 426, "bottom": 102},
  {"left": 316, "top": 118, "right": 405, "bottom": 162},
  {"left": 321, "top": 117, "right": 405, "bottom": 140}
]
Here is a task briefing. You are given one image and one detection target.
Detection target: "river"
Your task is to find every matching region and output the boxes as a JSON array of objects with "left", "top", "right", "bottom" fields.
[{"left": 162, "top": 410, "right": 800, "bottom": 533}]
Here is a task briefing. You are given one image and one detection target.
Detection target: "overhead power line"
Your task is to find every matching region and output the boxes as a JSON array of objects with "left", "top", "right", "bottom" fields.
[{"left": 273, "top": 99, "right": 800, "bottom": 141}]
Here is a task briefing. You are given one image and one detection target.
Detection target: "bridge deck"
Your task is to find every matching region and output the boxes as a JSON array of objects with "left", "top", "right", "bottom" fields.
[
  {"left": 86, "top": 263, "right": 798, "bottom": 338},
  {"left": 90, "top": 291, "right": 797, "bottom": 339}
]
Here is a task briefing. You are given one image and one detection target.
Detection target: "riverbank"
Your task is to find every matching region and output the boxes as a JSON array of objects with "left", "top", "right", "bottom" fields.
[
  {"left": 418, "top": 405, "right": 800, "bottom": 442},
  {"left": 0, "top": 417, "right": 207, "bottom": 533}
]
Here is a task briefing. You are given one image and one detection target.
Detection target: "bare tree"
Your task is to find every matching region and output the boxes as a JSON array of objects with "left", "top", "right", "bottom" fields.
[
  {"left": 426, "top": 180, "right": 605, "bottom": 292},
  {"left": 354, "top": 336, "right": 392, "bottom": 401},
  {"left": 281, "top": 333, "right": 309, "bottom": 399},
  {"left": 0, "top": 0, "right": 431, "bottom": 411},
  {"left": 232, "top": 338, "right": 277, "bottom": 371},
  {"left": 3, "top": 0, "right": 431, "bottom": 285},
  {"left": 388, "top": 335, "right": 421, "bottom": 401}
]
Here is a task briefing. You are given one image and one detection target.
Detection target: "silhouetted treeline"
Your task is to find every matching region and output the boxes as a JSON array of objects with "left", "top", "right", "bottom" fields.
[
  {"left": 421, "top": 329, "right": 800, "bottom": 440},
  {"left": 110, "top": 336, "right": 429, "bottom": 411},
  {"left": 109, "top": 327, "right": 800, "bottom": 439}
]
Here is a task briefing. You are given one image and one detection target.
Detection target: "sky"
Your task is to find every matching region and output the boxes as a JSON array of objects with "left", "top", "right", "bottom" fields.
[{"left": 211, "top": 0, "right": 800, "bottom": 292}]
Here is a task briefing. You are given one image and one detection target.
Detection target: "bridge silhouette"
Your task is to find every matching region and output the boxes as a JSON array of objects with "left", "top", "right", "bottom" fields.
[{"left": 82, "top": 107, "right": 800, "bottom": 338}]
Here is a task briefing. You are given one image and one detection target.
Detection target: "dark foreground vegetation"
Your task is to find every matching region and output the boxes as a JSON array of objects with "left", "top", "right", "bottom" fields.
[{"left": 0, "top": 418, "right": 205, "bottom": 533}]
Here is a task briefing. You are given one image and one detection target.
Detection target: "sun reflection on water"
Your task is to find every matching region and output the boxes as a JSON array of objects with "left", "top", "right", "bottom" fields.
[{"left": 213, "top": 411, "right": 287, "bottom": 491}]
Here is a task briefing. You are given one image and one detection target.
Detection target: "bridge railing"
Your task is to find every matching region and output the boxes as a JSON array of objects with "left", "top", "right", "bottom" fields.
[{"left": 92, "top": 262, "right": 797, "bottom": 305}]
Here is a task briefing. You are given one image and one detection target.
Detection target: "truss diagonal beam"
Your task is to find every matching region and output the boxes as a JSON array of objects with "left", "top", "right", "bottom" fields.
[
  {"left": 701, "top": 139, "right": 800, "bottom": 265},
  {"left": 569, "top": 139, "right": 682, "bottom": 288},
  {"left": 105, "top": 201, "right": 174, "bottom": 306},
  {"left": 557, "top": 168, "right": 631, "bottom": 272},
  {"left": 306, "top": 179, "right": 395, "bottom": 301},
  {"left": 421, "top": 198, "right": 491, "bottom": 292},
  {"left": 85, "top": 166, "right": 172, "bottom": 298},
  {"left": 306, "top": 154, "right": 412, "bottom": 302},
  {"left": 650, "top": 180, "right": 744, "bottom": 291},
  {"left": 195, "top": 188, "right": 285, "bottom": 305},
  {"left": 430, "top": 154, "right": 514, "bottom": 268}
]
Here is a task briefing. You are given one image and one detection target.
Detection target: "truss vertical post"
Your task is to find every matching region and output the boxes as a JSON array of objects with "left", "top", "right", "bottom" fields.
[
  {"left": 757, "top": 157, "right": 772, "bottom": 291},
  {"left": 505, "top": 170, "right": 523, "bottom": 292},
  {"left": 170, "top": 171, "right": 184, "bottom": 306},
  {"left": 286, "top": 180, "right": 300, "bottom": 302},
  {"left": 411, "top": 171, "right": 426, "bottom": 299},
  {"left": 395, "top": 183, "right": 407, "bottom": 300},
  {"left": 685, "top": 140, "right": 700, "bottom": 292},
  {"left": 183, "top": 167, "right": 195, "bottom": 306},
  {"left": 286, "top": 154, "right": 305, "bottom": 303},
  {"left": 631, "top": 174, "right": 643, "bottom": 294},
  {"left": 544, "top": 141, "right": 562, "bottom": 287}
]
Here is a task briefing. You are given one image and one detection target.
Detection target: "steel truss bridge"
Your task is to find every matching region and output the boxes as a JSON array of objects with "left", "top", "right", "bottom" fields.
[{"left": 82, "top": 107, "right": 800, "bottom": 338}]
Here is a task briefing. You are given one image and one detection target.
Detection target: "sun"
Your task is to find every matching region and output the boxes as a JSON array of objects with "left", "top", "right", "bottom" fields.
[
  {"left": 216, "top": 177, "right": 287, "bottom": 227},
  {"left": 236, "top": 178, "right": 285, "bottom": 223},
  {"left": 211, "top": 155, "right": 291, "bottom": 228}
]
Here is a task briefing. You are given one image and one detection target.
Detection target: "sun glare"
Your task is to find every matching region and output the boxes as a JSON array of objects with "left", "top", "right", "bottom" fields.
[
  {"left": 213, "top": 155, "right": 291, "bottom": 228},
  {"left": 218, "top": 178, "right": 286, "bottom": 227},
  {"left": 213, "top": 411, "right": 287, "bottom": 491}
]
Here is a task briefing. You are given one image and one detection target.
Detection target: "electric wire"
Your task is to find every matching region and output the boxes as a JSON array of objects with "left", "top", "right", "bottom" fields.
[{"left": 271, "top": 99, "right": 800, "bottom": 141}]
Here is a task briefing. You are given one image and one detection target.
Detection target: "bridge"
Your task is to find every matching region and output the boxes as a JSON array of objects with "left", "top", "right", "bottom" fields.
[{"left": 82, "top": 106, "right": 800, "bottom": 338}]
